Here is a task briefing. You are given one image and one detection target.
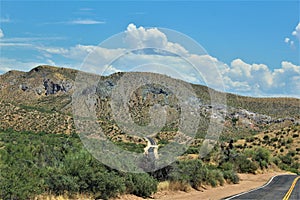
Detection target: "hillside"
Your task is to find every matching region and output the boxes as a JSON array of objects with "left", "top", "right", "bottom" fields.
[
  {"left": 233, "top": 124, "right": 300, "bottom": 172},
  {"left": 1, "top": 65, "right": 299, "bottom": 199},
  {"left": 0, "top": 65, "right": 299, "bottom": 142}
]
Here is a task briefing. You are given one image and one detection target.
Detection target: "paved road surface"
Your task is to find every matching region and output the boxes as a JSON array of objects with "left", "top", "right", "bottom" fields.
[
  {"left": 144, "top": 137, "right": 158, "bottom": 158},
  {"left": 224, "top": 174, "right": 299, "bottom": 200},
  {"left": 288, "top": 176, "right": 300, "bottom": 200}
]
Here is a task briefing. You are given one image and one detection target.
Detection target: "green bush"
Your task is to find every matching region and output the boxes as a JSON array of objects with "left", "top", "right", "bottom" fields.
[
  {"left": 185, "top": 146, "right": 200, "bottom": 154},
  {"left": 125, "top": 173, "right": 158, "bottom": 197},
  {"left": 219, "top": 162, "right": 233, "bottom": 171},
  {"left": 287, "top": 138, "right": 293, "bottom": 144},
  {"left": 223, "top": 170, "right": 239, "bottom": 184},
  {"left": 170, "top": 159, "right": 205, "bottom": 188},
  {"left": 170, "top": 159, "right": 227, "bottom": 188},
  {"left": 263, "top": 135, "right": 270, "bottom": 141},
  {"left": 235, "top": 155, "right": 258, "bottom": 173},
  {"left": 253, "top": 147, "right": 271, "bottom": 169},
  {"left": 246, "top": 137, "right": 255, "bottom": 142},
  {"left": 280, "top": 154, "right": 292, "bottom": 165},
  {"left": 207, "top": 170, "right": 224, "bottom": 187},
  {"left": 271, "top": 156, "right": 281, "bottom": 166},
  {"left": 0, "top": 130, "right": 156, "bottom": 199}
]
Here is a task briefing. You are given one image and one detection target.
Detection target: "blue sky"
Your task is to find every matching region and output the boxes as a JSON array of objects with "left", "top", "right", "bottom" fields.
[{"left": 0, "top": 1, "right": 299, "bottom": 97}]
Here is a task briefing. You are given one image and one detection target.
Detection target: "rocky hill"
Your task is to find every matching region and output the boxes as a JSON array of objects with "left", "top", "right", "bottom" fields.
[{"left": 0, "top": 65, "right": 299, "bottom": 143}]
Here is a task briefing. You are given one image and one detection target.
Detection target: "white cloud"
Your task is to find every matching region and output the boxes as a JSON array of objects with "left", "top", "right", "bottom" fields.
[
  {"left": 42, "top": 19, "right": 106, "bottom": 25},
  {"left": 124, "top": 23, "right": 188, "bottom": 56},
  {"left": 0, "top": 42, "right": 33, "bottom": 47},
  {"left": 222, "top": 59, "right": 299, "bottom": 97},
  {"left": 0, "top": 36, "right": 65, "bottom": 43},
  {"left": 0, "top": 29, "right": 4, "bottom": 38},
  {"left": 37, "top": 46, "right": 69, "bottom": 54},
  {"left": 124, "top": 23, "right": 168, "bottom": 49},
  {"left": 35, "top": 24, "right": 300, "bottom": 97},
  {"left": 1, "top": 23, "right": 299, "bottom": 98},
  {"left": 285, "top": 22, "right": 300, "bottom": 47},
  {"left": 0, "top": 57, "right": 54, "bottom": 74},
  {"left": 70, "top": 19, "right": 106, "bottom": 25},
  {"left": 284, "top": 37, "right": 290, "bottom": 43},
  {"left": 273, "top": 61, "right": 300, "bottom": 95},
  {"left": 292, "top": 22, "right": 300, "bottom": 39},
  {"left": 0, "top": 16, "right": 11, "bottom": 23}
]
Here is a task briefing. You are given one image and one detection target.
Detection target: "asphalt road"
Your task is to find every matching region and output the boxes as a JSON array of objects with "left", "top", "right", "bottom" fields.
[
  {"left": 144, "top": 137, "right": 157, "bottom": 158},
  {"left": 146, "top": 137, "right": 156, "bottom": 145},
  {"left": 224, "top": 174, "right": 299, "bottom": 200},
  {"left": 289, "top": 176, "right": 300, "bottom": 200}
]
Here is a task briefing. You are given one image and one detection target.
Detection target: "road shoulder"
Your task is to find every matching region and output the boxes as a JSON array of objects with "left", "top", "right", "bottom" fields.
[{"left": 152, "top": 171, "right": 293, "bottom": 200}]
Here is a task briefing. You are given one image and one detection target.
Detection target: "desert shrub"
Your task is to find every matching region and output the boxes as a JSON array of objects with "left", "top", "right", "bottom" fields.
[
  {"left": 287, "top": 138, "right": 293, "bottom": 144},
  {"left": 288, "top": 151, "right": 296, "bottom": 157},
  {"left": 0, "top": 130, "right": 156, "bottom": 199},
  {"left": 169, "top": 159, "right": 225, "bottom": 189},
  {"left": 277, "top": 153, "right": 300, "bottom": 174},
  {"left": 253, "top": 148, "right": 271, "bottom": 169},
  {"left": 235, "top": 144, "right": 243, "bottom": 149},
  {"left": 219, "top": 162, "right": 234, "bottom": 171},
  {"left": 235, "top": 155, "right": 258, "bottom": 173},
  {"left": 125, "top": 173, "right": 158, "bottom": 198},
  {"left": 185, "top": 146, "right": 199, "bottom": 154},
  {"left": 223, "top": 170, "right": 239, "bottom": 184},
  {"left": 170, "top": 159, "right": 205, "bottom": 189},
  {"left": 271, "top": 137, "right": 278, "bottom": 142},
  {"left": 263, "top": 135, "right": 270, "bottom": 141},
  {"left": 280, "top": 148, "right": 284, "bottom": 152},
  {"left": 246, "top": 137, "right": 255, "bottom": 142},
  {"left": 271, "top": 156, "right": 281, "bottom": 165},
  {"left": 207, "top": 170, "right": 224, "bottom": 187},
  {"left": 280, "top": 154, "right": 292, "bottom": 165}
]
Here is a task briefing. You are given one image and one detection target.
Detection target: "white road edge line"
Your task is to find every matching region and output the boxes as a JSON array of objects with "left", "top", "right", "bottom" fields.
[{"left": 223, "top": 174, "right": 288, "bottom": 200}]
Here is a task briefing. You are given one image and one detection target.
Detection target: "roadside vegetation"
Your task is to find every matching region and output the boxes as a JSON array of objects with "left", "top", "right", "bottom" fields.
[
  {"left": 0, "top": 129, "right": 298, "bottom": 199},
  {"left": 0, "top": 130, "right": 157, "bottom": 200}
]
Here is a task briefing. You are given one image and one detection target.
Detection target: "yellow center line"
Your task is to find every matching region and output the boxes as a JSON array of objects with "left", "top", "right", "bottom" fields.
[{"left": 282, "top": 176, "right": 300, "bottom": 200}]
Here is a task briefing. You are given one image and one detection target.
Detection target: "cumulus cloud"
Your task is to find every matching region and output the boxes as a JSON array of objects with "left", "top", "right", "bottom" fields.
[
  {"left": 272, "top": 61, "right": 300, "bottom": 95},
  {"left": 222, "top": 59, "right": 300, "bottom": 97},
  {"left": 125, "top": 23, "right": 167, "bottom": 49},
  {"left": 1, "top": 23, "right": 299, "bottom": 98},
  {"left": 124, "top": 23, "right": 188, "bottom": 56},
  {"left": 35, "top": 24, "right": 300, "bottom": 97},
  {"left": 0, "top": 29, "right": 4, "bottom": 38}
]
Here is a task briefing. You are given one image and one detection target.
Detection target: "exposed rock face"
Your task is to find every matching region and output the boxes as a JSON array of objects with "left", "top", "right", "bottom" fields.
[
  {"left": 43, "top": 79, "right": 73, "bottom": 95},
  {"left": 19, "top": 84, "right": 29, "bottom": 91},
  {"left": 0, "top": 65, "right": 299, "bottom": 141}
]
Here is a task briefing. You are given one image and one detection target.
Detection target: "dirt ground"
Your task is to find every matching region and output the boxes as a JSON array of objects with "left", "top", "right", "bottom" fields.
[{"left": 115, "top": 171, "right": 293, "bottom": 200}]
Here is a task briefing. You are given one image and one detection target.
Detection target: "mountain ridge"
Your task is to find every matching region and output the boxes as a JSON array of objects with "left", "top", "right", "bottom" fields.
[{"left": 0, "top": 65, "right": 299, "bottom": 141}]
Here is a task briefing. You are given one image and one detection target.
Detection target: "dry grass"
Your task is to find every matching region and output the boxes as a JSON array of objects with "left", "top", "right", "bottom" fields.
[
  {"left": 34, "top": 193, "right": 93, "bottom": 200},
  {"left": 234, "top": 124, "right": 300, "bottom": 162},
  {"left": 157, "top": 181, "right": 171, "bottom": 191},
  {"left": 168, "top": 181, "right": 192, "bottom": 192}
]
